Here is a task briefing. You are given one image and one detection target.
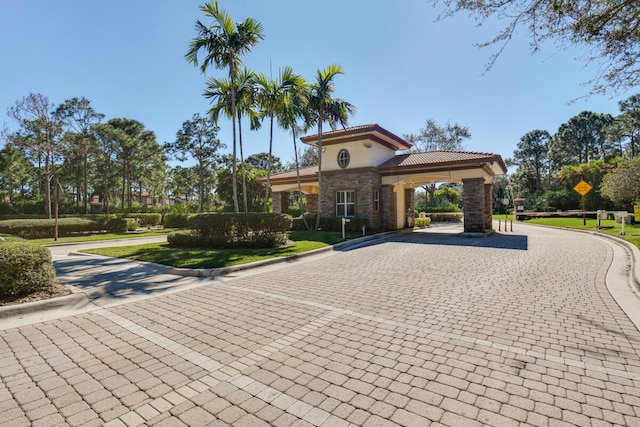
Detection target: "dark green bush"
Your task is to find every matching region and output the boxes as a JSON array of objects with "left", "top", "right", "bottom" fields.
[
  {"left": 188, "top": 213, "right": 292, "bottom": 238},
  {"left": 167, "top": 230, "right": 288, "bottom": 249},
  {"left": 170, "top": 213, "right": 292, "bottom": 249},
  {"left": 425, "top": 213, "right": 463, "bottom": 222},
  {"left": 121, "top": 213, "right": 162, "bottom": 227},
  {"left": 425, "top": 206, "right": 461, "bottom": 213},
  {"left": 163, "top": 213, "right": 189, "bottom": 228},
  {"left": 167, "top": 231, "right": 228, "bottom": 248},
  {"left": 293, "top": 216, "right": 368, "bottom": 232},
  {"left": 0, "top": 217, "right": 127, "bottom": 239},
  {"left": 0, "top": 242, "right": 56, "bottom": 297}
]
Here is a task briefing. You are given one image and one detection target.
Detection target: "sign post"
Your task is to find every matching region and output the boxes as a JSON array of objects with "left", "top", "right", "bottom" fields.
[{"left": 573, "top": 180, "right": 593, "bottom": 226}]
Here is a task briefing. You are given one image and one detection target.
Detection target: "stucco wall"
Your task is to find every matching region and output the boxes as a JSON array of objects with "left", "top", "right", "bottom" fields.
[{"left": 322, "top": 142, "right": 396, "bottom": 172}]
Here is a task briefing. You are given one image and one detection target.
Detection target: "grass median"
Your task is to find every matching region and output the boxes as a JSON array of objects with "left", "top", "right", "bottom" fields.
[{"left": 80, "top": 230, "right": 361, "bottom": 269}]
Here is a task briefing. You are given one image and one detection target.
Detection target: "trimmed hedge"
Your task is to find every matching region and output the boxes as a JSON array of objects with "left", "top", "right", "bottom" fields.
[
  {"left": 425, "top": 212, "right": 463, "bottom": 222},
  {"left": 121, "top": 213, "right": 162, "bottom": 227},
  {"left": 292, "top": 216, "right": 369, "bottom": 232},
  {"left": 0, "top": 217, "right": 127, "bottom": 239},
  {"left": 188, "top": 213, "right": 292, "bottom": 238},
  {"left": 0, "top": 242, "right": 56, "bottom": 297},
  {"left": 168, "top": 230, "right": 288, "bottom": 249},
  {"left": 163, "top": 213, "right": 189, "bottom": 229},
  {"left": 168, "top": 213, "right": 292, "bottom": 249}
]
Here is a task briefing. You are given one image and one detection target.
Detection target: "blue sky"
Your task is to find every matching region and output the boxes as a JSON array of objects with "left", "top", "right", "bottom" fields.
[{"left": 1, "top": 0, "right": 636, "bottom": 169}]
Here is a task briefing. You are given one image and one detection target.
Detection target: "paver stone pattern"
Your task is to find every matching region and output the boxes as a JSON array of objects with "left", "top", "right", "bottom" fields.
[{"left": 1, "top": 223, "right": 640, "bottom": 426}]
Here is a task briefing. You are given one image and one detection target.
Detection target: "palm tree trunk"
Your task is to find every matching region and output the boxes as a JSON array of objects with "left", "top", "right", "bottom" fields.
[
  {"left": 315, "top": 113, "right": 323, "bottom": 230},
  {"left": 263, "top": 114, "right": 274, "bottom": 213},
  {"left": 292, "top": 129, "right": 310, "bottom": 230},
  {"left": 238, "top": 115, "right": 248, "bottom": 212},
  {"left": 230, "top": 68, "right": 240, "bottom": 213}
]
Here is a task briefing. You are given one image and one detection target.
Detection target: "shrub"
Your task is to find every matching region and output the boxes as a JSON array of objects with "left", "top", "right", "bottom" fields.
[
  {"left": 121, "top": 213, "right": 162, "bottom": 227},
  {"left": 170, "top": 213, "right": 293, "bottom": 249},
  {"left": 0, "top": 242, "right": 56, "bottom": 297},
  {"left": 126, "top": 218, "right": 139, "bottom": 231},
  {"left": 415, "top": 217, "right": 431, "bottom": 227},
  {"left": 163, "top": 213, "right": 189, "bottom": 228},
  {"left": 188, "top": 213, "right": 292, "bottom": 238},
  {"left": 425, "top": 213, "right": 463, "bottom": 222},
  {"left": 167, "top": 230, "right": 288, "bottom": 250},
  {"left": 0, "top": 217, "right": 127, "bottom": 239},
  {"left": 291, "top": 216, "right": 369, "bottom": 232}
]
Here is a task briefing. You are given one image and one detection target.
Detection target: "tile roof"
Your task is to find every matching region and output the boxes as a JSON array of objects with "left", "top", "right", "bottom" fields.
[
  {"left": 300, "top": 124, "right": 412, "bottom": 150},
  {"left": 377, "top": 150, "right": 506, "bottom": 170},
  {"left": 265, "top": 151, "right": 507, "bottom": 183},
  {"left": 265, "top": 165, "right": 318, "bottom": 180}
]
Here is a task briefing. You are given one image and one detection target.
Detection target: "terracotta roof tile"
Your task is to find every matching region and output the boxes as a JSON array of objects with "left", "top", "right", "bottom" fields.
[
  {"left": 377, "top": 150, "right": 505, "bottom": 169},
  {"left": 265, "top": 166, "right": 318, "bottom": 180}
]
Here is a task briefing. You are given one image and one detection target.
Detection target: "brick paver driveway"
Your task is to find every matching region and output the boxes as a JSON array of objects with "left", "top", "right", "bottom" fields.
[{"left": 2, "top": 223, "right": 640, "bottom": 426}]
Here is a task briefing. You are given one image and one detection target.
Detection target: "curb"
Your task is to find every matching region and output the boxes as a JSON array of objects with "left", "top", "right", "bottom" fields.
[{"left": 0, "top": 292, "right": 91, "bottom": 319}]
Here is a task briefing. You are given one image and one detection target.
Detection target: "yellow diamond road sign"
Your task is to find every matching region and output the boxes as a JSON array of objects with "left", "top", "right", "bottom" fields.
[{"left": 573, "top": 180, "right": 593, "bottom": 196}]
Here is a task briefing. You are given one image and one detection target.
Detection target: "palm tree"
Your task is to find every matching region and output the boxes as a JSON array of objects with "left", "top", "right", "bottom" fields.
[
  {"left": 275, "top": 74, "right": 310, "bottom": 224},
  {"left": 185, "top": 1, "right": 264, "bottom": 213},
  {"left": 255, "top": 66, "right": 307, "bottom": 212},
  {"left": 306, "top": 64, "right": 356, "bottom": 229},
  {"left": 205, "top": 69, "right": 260, "bottom": 212}
]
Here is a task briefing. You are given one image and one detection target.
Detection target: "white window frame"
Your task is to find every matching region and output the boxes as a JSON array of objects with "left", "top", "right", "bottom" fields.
[
  {"left": 374, "top": 189, "right": 380, "bottom": 212},
  {"left": 336, "top": 190, "right": 355, "bottom": 217}
]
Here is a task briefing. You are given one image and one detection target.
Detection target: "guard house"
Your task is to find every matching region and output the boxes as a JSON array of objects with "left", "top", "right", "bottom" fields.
[{"left": 265, "top": 124, "right": 507, "bottom": 233}]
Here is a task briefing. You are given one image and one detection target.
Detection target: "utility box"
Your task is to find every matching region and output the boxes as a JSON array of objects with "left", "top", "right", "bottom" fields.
[
  {"left": 596, "top": 210, "right": 607, "bottom": 229},
  {"left": 514, "top": 198, "right": 525, "bottom": 220}
]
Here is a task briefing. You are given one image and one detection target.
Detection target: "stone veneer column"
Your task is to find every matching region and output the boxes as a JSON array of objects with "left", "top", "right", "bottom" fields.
[
  {"left": 462, "top": 178, "right": 485, "bottom": 233},
  {"left": 306, "top": 194, "right": 318, "bottom": 216},
  {"left": 484, "top": 183, "right": 493, "bottom": 230},
  {"left": 382, "top": 185, "right": 395, "bottom": 230},
  {"left": 271, "top": 192, "right": 282, "bottom": 214}
]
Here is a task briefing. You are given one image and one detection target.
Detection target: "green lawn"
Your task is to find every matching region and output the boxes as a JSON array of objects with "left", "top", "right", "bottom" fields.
[
  {"left": 524, "top": 217, "right": 640, "bottom": 250},
  {"left": 81, "top": 231, "right": 360, "bottom": 269}
]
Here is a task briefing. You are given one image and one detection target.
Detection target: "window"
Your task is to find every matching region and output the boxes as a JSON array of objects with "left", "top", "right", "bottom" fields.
[
  {"left": 374, "top": 189, "right": 380, "bottom": 212},
  {"left": 337, "top": 149, "right": 350, "bottom": 168},
  {"left": 336, "top": 190, "right": 355, "bottom": 217}
]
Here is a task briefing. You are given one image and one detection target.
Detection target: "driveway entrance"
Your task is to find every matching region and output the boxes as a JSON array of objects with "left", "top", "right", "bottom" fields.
[{"left": 1, "top": 224, "right": 639, "bottom": 426}]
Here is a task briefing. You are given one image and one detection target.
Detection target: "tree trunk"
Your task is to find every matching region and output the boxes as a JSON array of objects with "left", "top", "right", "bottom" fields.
[
  {"left": 83, "top": 144, "right": 88, "bottom": 214},
  {"left": 238, "top": 115, "right": 248, "bottom": 212},
  {"left": 315, "top": 113, "right": 323, "bottom": 230},
  {"left": 263, "top": 114, "right": 274, "bottom": 213},
  {"left": 198, "top": 163, "right": 205, "bottom": 213},
  {"left": 293, "top": 129, "right": 310, "bottom": 230},
  {"left": 230, "top": 65, "right": 239, "bottom": 213},
  {"left": 44, "top": 152, "right": 52, "bottom": 219}
]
